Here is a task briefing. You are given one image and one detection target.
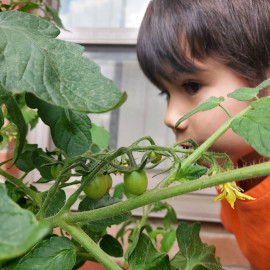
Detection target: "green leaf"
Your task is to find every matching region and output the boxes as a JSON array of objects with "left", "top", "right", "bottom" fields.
[
  {"left": 0, "top": 183, "right": 50, "bottom": 262},
  {"left": 0, "top": 107, "right": 3, "bottom": 128},
  {"left": 163, "top": 206, "right": 177, "bottom": 229},
  {"left": 150, "top": 201, "right": 170, "bottom": 212},
  {"left": 90, "top": 123, "right": 110, "bottom": 149},
  {"left": 81, "top": 225, "right": 106, "bottom": 244},
  {"left": 172, "top": 222, "right": 223, "bottom": 270},
  {"left": 178, "top": 164, "right": 208, "bottom": 182},
  {"left": 0, "top": 4, "right": 11, "bottom": 10},
  {"left": 44, "top": 3, "right": 67, "bottom": 30},
  {"left": 175, "top": 96, "right": 224, "bottom": 128},
  {"left": 0, "top": 84, "right": 27, "bottom": 166},
  {"left": 227, "top": 78, "right": 270, "bottom": 101},
  {"left": 116, "top": 219, "right": 136, "bottom": 243},
  {"left": 230, "top": 97, "right": 270, "bottom": 157},
  {"left": 5, "top": 181, "right": 25, "bottom": 203},
  {"left": 113, "top": 183, "right": 125, "bottom": 199},
  {"left": 125, "top": 227, "right": 142, "bottom": 261},
  {"left": 35, "top": 177, "right": 52, "bottom": 184},
  {"left": 151, "top": 202, "right": 177, "bottom": 229},
  {"left": 78, "top": 193, "right": 131, "bottom": 231},
  {"left": 32, "top": 148, "right": 53, "bottom": 180},
  {"left": 227, "top": 87, "right": 259, "bottom": 101},
  {"left": 99, "top": 234, "right": 123, "bottom": 257},
  {"left": 0, "top": 108, "right": 3, "bottom": 142},
  {"left": 43, "top": 189, "right": 66, "bottom": 218},
  {"left": 12, "top": 236, "right": 76, "bottom": 270},
  {"left": 26, "top": 93, "right": 92, "bottom": 157},
  {"left": 21, "top": 105, "right": 38, "bottom": 130},
  {"left": 15, "top": 144, "right": 38, "bottom": 172},
  {"left": 170, "top": 251, "right": 186, "bottom": 270},
  {"left": 0, "top": 10, "right": 126, "bottom": 113},
  {"left": 128, "top": 233, "right": 171, "bottom": 270},
  {"left": 160, "top": 229, "right": 176, "bottom": 253},
  {"left": 18, "top": 3, "right": 39, "bottom": 12},
  {"left": 5, "top": 181, "right": 37, "bottom": 213}
]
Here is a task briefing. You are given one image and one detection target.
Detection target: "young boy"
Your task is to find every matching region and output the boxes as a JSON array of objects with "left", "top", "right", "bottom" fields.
[{"left": 137, "top": 0, "right": 270, "bottom": 269}]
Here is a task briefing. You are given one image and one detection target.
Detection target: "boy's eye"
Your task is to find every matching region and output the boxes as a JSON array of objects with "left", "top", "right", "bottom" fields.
[
  {"left": 158, "top": 90, "right": 170, "bottom": 101},
  {"left": 182, "top": 81, "right": 202, "bottom": 95}
]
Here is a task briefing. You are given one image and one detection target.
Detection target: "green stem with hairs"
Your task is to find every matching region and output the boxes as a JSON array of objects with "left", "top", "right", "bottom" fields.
[
  {"left": 44, "top": 161, "right": 270, "bottom": 226},
  {"left": 60, "top": 223, "right": 122, "bottom": 270},
  {"left": 60, "top": 147, "right": 130, "bottom": 213},
  {"left": 181, "top": 105, "right": 251, "bottom": 170},
  {"left": 0, "top": 168, "right": 42, "bottom": 207}
]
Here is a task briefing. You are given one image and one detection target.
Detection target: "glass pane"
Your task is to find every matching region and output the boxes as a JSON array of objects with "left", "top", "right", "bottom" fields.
[{"left": 60, "top": 0, "right": 151, "bottom": 28}]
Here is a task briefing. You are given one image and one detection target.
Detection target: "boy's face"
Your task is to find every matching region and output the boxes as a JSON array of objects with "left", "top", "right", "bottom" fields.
[{"left": 161, "top": 57, "right": 255, "bottom": 164}]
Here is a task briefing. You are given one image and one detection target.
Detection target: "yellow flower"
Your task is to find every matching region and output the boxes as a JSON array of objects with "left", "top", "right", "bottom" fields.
[{"left": 214, "top": 181, "right": 256, "bottom": 209}]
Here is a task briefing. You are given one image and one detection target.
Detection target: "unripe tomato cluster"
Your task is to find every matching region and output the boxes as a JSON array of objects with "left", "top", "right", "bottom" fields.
[
  {"left": 83, "top": 169, "right": 149, "bottom": 199},
  {"left": 51, "top": 164, "right": 71, "bottom": 183},
  {"left": 83, "top": 174, "right": 113, "bottom": 199},
  {"left": 124, "top": 170, "right": 148, "bottom": 195},
  {"left": 82, "top": 151, "right": 160, "bottom": 199}
]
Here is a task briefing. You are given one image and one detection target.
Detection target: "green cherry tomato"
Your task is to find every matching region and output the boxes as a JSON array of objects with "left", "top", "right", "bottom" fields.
[
  {"left": 51, "top": 164, "right": 62, "bottom": 179},
  {"left": 83, "top": 174, "right": 107, "bottom": 199},
  {"left": 104, "top": 174, "right": 112, "bottom": 191},
  {"left": 51, "top": 164, "right": 71, "bottom": 182},
  {"left": 124, "top": 170, "right": 148, "bottom": 195},
  {"left": 148, "top": 151, "right": 162, "bottom": 164}
]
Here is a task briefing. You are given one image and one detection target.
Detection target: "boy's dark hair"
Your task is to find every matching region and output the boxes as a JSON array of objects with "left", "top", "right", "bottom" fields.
[{"left": 137, "top": 0, "right": 270, "bottom": 89}]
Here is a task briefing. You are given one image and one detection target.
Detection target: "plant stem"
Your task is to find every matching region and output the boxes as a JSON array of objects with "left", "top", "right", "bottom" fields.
[
  {"left": 0, "top": 168, "right": 42, "bottom": 207},
  {"left": 59, "top": 180, "right": 81, "bottom": 188},
  {"left": 37, "top": 156, "right": 81, "bottom": 219},
  {"left": 157, "top": 161, "right": 181, "bottom": 188},
  {"left": 0, "top": 157, "right": 13, "bottom": 166},
  {"left": 181, "top": 120, "right": 230, "bottom": 169},
  {"left": 219, "top": 104, "right": 233, "bottom": 118},
  {"left": 121, "top": 204, "right": 151, "bottom": 268},
  {"left": 181, "top": 105, "right": 251, "bottom": 170},
  {"left": 60, "top": 223, "right": 122, "bottom": 270},
  {"left": 37, "top": 172, "right": 65, "bottom": 219},
  {"left": 131, "top": 136, "right": 156, "bottom": 146},
  {"left": 59, "top": 161, "right": 270, "bottom": 225},
  {"left": 60, "top": 145, "right": 180, "bottom": 215},
  {"left": 76, "top": 252, "right": 96, "bottom": 261},
  {"left": 61, "top": 147, "right": 130, "bottom": 212}
]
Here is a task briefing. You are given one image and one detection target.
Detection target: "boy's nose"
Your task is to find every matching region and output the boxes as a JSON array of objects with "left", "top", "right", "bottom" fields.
[{"left": 164, "top": 105, "right": 188, "bottom": 131}]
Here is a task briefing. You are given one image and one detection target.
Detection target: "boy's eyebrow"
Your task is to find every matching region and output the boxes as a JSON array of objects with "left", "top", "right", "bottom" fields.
[
  {"left": 168, "top": 68, "right": 205, "bottom": 81},
  {"left": 168, "top": 62, "right": 207, "bottom": 78}
]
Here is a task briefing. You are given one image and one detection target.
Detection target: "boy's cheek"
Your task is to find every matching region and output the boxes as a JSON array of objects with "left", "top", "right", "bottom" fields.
[{"left": 209, "top": 130, "right": 254, "bottom": 163}]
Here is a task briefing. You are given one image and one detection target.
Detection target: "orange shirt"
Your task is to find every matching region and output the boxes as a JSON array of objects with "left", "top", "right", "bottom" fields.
[{"left": 220, "top": 176, "right": 270, "bottom": 270}]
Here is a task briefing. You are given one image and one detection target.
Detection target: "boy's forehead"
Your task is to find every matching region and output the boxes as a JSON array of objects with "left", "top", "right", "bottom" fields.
[{"left": 167, "top": 57, "right": 219, "bottom": 78}]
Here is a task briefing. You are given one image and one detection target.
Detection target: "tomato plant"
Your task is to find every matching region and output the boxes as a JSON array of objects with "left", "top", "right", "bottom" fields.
[
  {"left": 124, "top": 170, "right": 148, "bottom": 195},
  {"left": 83, "top": 174, "right": 107, "bottom": 199},
  {"left": 105, "top": 174, "right": 113, "bottom": 191},
  {"left": 148, "top": 150, "right": 162, "bottom": 164},
  {"left": 1, "top": 6, "right": 270, "bottom": 270},
  {"left": 51, "top": 163, "right": 71, "bottom": 182}
]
